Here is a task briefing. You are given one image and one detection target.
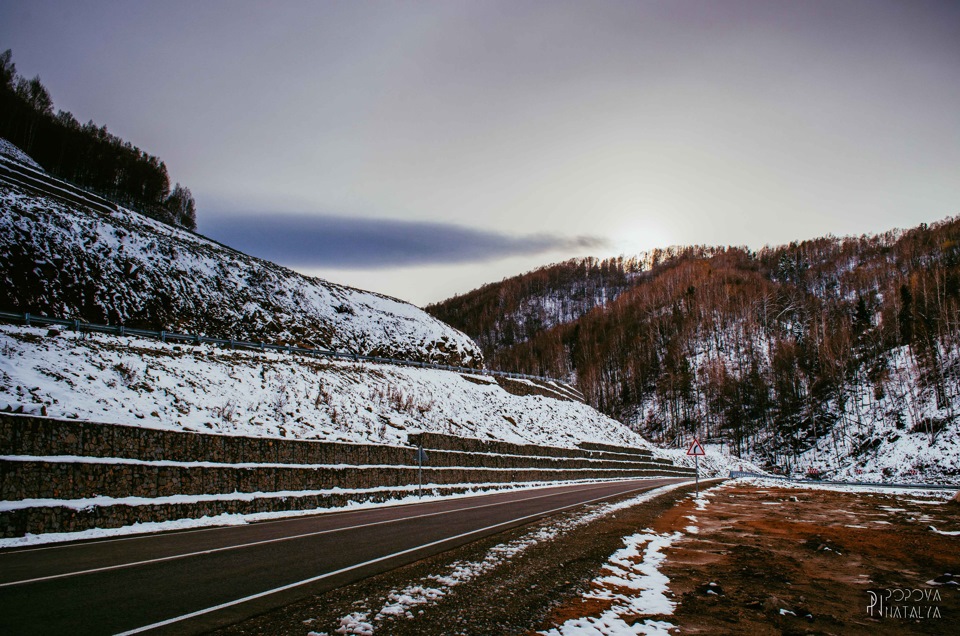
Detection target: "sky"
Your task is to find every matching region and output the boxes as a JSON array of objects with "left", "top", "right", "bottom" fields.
[{"left": 2, "top": 0, "right": 959, "bottom": 306}]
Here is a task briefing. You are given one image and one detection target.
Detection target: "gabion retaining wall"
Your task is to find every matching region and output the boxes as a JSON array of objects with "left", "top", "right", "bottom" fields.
[{"left": 0, "top": 413, "right": 694, "bottom": 537}]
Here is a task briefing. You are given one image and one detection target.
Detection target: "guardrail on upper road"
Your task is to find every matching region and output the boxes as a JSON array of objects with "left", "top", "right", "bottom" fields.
[
  {"left": 729, "top": 470, "right": 960, "bottom": 491},
  {"left": 0, "top": 310, "right": 564, "bottom": 385}
]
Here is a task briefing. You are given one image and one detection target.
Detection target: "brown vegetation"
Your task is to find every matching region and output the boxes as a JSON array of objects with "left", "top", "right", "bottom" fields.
[{"left": 429, "top": 219, "right": 960, "bottom": 471}]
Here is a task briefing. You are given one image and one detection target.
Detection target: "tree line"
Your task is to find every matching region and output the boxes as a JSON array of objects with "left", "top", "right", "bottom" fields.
[{"left": 0, "top": 49, "right": 195, "bottom": 230}]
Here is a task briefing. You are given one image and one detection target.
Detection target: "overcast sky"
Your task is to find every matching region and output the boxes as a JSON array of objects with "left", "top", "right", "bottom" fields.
[{"left": 2, "top": 0, "right": 959, "bottom": 305}]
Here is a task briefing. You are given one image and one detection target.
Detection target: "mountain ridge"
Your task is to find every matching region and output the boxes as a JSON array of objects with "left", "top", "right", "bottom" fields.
[{"left": 428, "top": 219, "right": 960, "bottom": 483}]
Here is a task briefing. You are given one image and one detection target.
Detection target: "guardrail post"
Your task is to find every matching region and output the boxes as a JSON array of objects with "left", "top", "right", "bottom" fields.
[
  {"left": 24, "top": 312, "right": 30, "bottom": 327},
  {"left": 74, "top": 319, "right": 80, "bottom": 332},
  {"left": 119, "top": 326, "right": 125, "bottom": 337},
  {"left": 160, "top": 330, "right": 166, "bottom": 343}
]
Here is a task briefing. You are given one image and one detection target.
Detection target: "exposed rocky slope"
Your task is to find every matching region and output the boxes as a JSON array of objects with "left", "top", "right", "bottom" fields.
[{"left": 0, "top": 141, "right": 481, "bottom": 366}]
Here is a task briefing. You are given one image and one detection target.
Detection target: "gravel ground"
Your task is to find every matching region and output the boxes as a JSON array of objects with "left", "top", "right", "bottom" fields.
[{"left": 540, "top": 481, "right": 959, "bottom": 635}]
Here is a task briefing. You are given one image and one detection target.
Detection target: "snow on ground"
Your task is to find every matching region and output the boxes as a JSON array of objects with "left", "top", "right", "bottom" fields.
[
  {"left": 539, "top": 484, "right": 725, "bottom": 636},
  {"left": 0, "top": 324, "right": 647, "bottom": 449},
  {"left": 542, "top": 532, "right": 682, "bottom": 636},
  {"left": 626, "top": 325, "right": 960, "bottom": 486},
  {"left": 654, "top": 443, "right": 766, "bottom": 479},
  {"left": 0, "top": 478, "right": 664, "bottom": 549},
  {"left": 318, "top": 481, "right": 696, "bottom": 636},
  {"left": 0, "top": 139, "right": 42, "bottom": 170},
  {"left": 0, "top": 323, "right": 760, "bottom": 477},
  {"left": 733, "top": 476, "right": 957, "bottom": 500},
  {"left": 791, "top": 347, "right": 960, "bottom": 485}
]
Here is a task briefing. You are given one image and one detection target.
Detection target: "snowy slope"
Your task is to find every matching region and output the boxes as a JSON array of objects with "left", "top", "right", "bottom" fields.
[
  {"left": 0, "top": 324, "right": 645, "bottom": 449},
  {"left": 0, "top": 138, "right": 41, "bottom": 170},
  {"left": 0, "top": 140, "right": 763, "bottom": 473},
  {"left": 788, "top": 346, "right": 960, "bottom": 485},
  {"left": 0, "top": 151, "right": 481, "bottom": 366},
  {"left": 0, "top": 324, "right": 763, "bottom": 475}
]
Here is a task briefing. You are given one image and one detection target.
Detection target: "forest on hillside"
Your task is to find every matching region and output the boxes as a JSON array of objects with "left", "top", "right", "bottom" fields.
[
  {"left": 0, "top": 50, "right": 195, "bottom": 229},
  {"left": 429, "top": 218, "right": 960, "bottom": 472}
]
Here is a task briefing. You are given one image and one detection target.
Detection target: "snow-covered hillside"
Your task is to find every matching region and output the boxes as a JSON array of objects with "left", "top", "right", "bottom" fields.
[
  {"left": 0, "top": 147, "right": 481, "bottom": 366},
  {"left": 0, "top": 140, "right": 758, "bottom": 475},
  {"left": 0, "top": 138, "right": 41, "bottom": 170},
  {"left": 431, "top": 223, "right": 960, "bottom": 485},
  {"left": 0, "top": 324, "right": 644, "bottom": 450}
]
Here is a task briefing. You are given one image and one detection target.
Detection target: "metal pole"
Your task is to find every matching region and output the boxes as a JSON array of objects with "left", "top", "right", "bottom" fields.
[
  {"left": 417, "top": 442, "right": 423, "bottom": 498},
  {"left": 695, "top": 453, "right": 699, "bottom": 498}
]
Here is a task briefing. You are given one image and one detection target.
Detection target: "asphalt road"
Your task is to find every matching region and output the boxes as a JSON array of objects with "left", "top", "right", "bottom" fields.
[{"left": 0, "top": 477, "right": 688, "bottom": 635}]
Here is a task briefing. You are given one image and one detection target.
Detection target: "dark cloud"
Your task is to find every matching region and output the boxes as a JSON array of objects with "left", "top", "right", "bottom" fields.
[{"left": 200, "top": 212, "right": 607, "bottom": 269}]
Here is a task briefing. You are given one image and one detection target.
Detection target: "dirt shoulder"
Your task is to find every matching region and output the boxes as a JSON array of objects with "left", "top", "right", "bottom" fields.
[
  {"left": 210, "top": 481, "right": 709, "bottom": 636},
  {"left": 539, "top": 481, "right": 959, "bottom": 635}
]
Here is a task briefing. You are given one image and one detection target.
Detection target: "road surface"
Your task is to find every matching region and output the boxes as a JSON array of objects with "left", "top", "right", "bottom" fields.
[{"left": 0, "top": 477, "right": 688, "bottom": 635}]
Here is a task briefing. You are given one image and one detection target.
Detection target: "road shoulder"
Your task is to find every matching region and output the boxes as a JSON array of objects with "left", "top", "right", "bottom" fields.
[{"left": 211, "top": 481, "right": 708, "bottom": 635}]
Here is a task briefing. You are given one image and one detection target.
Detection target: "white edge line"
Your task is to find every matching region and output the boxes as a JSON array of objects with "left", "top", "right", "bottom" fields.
[
  {"left": 0, "top": 479, "right": 678, "bottom": 587},
  {"left": 114, "top": 480, "right": 693, "bottom": 635},
  {"left": 0, "top": 477, "right": 659, "bottom": 553},
  {"left": 1, "top": 479, "right": 642, "bottom": 557}
]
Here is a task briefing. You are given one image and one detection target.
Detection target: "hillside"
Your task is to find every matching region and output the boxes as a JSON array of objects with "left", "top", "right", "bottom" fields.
[
  {"left": 0, "top": 142, "right": 481, "bottom": 367},
  {"left": 426, "top": 248, "right": 714, "bottom": 360},
  {"left": 0, "top": 324, "right": 646, "bottom": 451},
  {"left": 428, "top": 221, "right": 960, "bottom": 483},
  {"left": 0, "top": 139, "right": 732, "bottom": 473}
]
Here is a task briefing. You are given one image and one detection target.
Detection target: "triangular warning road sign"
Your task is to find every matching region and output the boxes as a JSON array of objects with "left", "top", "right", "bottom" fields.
[{"left": 687, "top": 438, "right": 706, "bottom": 456}]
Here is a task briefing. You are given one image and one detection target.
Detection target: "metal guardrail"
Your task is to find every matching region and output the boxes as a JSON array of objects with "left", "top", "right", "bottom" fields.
[
  {"left": 0, "top": 310, "right": 563, "bottom": 385},
  {"left": 729, "top": 470, "right": 960, "bottom": 491}
]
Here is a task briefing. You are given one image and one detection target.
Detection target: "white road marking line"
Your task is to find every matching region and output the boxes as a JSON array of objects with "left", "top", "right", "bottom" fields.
[
  {"left": 115, "top": 480, "right": 688, "bottom": 635},
  {"left": 0, "top": 479, "right": 677, "bottom": 587},
  {"left": 2, "top": 477, "right": 647, "bottom": 553}
]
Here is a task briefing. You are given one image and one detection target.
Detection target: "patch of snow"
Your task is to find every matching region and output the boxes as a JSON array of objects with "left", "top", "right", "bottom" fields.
[
  {"left": 0, "top": 138, "right": 41, "bottom": 170},
  {"left": 734, "top": 477, "right": 957, "bottom": 501},
  {"left": 537, "top": 482, "right": 728, "bottom": 636},
  {"left": 541, "top": 531, "right": 683, "bottom": 636}
]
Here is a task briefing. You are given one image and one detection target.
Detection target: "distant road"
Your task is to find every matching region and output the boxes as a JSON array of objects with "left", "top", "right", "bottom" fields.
[{"left": 0, "top": 477, "right": 688, "bottom": 635}]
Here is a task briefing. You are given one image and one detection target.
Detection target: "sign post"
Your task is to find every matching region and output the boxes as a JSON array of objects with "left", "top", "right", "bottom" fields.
[
  {"left": 416, "top": 443, "right": 429, "bottom": 498},
  {"left": 686, "top": 437, "right": 706, "bottom": 497}
]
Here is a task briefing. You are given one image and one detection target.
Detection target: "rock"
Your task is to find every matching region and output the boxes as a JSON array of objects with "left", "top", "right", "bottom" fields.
[
  {"left": 763, "top": 595, "right": 783, "bottom": 612},
  {"left": 697, "top": 581, "right": 725, "bottom": 596}
]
